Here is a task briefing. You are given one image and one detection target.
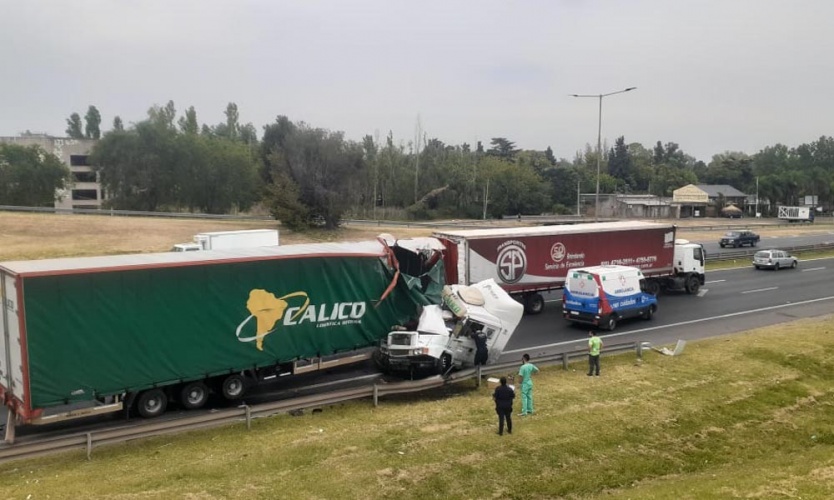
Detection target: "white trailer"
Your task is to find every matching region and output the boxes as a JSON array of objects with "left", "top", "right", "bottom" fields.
[
  {"left": 172, "top": 229, "right": 280, "bottom": 252},
  {"left": 777, "top": 206, "right": 814, "bottom": 223}
]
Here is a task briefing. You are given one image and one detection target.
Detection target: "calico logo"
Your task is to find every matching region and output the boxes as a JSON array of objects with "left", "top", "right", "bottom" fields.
[{"left": 236, "top": 289, "right": 366, "bottom": 351}]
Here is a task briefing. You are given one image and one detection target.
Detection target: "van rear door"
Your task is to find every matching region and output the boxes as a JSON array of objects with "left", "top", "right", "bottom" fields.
[{"left": 564, "top": 270, "right": 600, "bottom": 315}]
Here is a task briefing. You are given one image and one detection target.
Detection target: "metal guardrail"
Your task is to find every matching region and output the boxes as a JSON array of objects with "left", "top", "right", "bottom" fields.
[
  {"left": 0, "top": 341, "right": 643, "bottom": 463},
  {"left": 706, "top": 242, "right": 834, "bottom": 262},
  {"left": 0, "top": 205, "right": 274, "bottom": 221}
]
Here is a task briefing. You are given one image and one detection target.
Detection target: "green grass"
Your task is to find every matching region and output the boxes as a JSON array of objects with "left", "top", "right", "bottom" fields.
[{"left": 3, "top": 318, "right": 834, "bottom": 499}]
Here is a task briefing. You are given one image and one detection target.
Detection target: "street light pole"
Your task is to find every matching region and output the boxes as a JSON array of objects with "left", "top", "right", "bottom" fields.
[{"left": 571, "top": 87, "right": 637, "bottom": 221}]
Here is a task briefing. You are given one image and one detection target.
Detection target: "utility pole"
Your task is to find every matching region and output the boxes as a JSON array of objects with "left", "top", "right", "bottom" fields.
[
  {"left": 576, "top": 179, "right": 581, "bottom": 216},
  {"left": 482, "top": 178, "right": 490, "bottom": 220},
  {"left": 571, "top": 87, "right": 637, "bottom": 221}
]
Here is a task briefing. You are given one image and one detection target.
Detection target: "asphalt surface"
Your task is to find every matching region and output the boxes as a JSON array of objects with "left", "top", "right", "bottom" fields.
[
  {"left": 698, "top": 230, "right": 834, "bottom": 256},
  {"left": 501, "top": 255, "right": 834, "bottom": 360}
]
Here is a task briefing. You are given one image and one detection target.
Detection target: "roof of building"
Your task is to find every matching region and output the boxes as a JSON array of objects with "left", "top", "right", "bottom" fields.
[{"left": 694, "top": 184, "right": 747, "bottom": 198}]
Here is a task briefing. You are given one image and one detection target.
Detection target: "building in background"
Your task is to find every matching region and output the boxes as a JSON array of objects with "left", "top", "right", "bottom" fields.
[{"left": 0, "top": 134, "right": 102, "bottom": 210}]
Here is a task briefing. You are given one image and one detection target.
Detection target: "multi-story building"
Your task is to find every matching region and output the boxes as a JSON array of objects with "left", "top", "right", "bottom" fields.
[{"left": 0, "top": 134, "right": 103, "bottom": 210}]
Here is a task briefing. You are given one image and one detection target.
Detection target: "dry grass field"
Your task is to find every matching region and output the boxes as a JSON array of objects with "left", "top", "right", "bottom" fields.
[{"left": 1, "top": 211, "right": 831, "bottom": 262}]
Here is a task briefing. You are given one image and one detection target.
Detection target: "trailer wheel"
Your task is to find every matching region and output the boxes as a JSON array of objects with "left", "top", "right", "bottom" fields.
[
  {"left": 136, "top": 389, "right": 167, "bottom": 418},
  {"left": 436, "top": 353, "right": 453, "bottom": 376},
  {"left": 221, "top": 374, "right": 246, "bottom": 401},
  {"left": 685, "top": 276, "right": 701, "bottom": 294},
  {"left": 605, "top": 316, "right": 617, "bottom": 331},
  {"left": 180, "top": 381, "right": 209, "bottom": 410},
  {"left": 524, "top": 294, "right": 545, "bottom": 315}
]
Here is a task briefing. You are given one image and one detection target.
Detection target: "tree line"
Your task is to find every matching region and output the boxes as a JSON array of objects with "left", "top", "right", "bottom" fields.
[{"left": 2, "top": 101, "right": 833, "bottom": 225}]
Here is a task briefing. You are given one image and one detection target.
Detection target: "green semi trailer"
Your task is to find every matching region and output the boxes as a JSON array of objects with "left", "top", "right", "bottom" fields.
[{"left": 0, "top": 239, "right": 443, "bottom": 442}]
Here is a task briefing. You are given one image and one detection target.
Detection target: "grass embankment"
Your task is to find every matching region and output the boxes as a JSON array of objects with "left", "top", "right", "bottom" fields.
[{"left": 2, "top": 317, "right": 833, "bottom": 499}]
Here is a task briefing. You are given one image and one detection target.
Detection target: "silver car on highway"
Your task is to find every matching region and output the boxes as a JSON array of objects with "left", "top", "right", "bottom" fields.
[{"left": 753, "top": 249, "right": 798, "bottom": 270}]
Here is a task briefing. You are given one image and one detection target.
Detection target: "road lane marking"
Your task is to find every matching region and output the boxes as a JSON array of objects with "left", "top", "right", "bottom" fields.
[
  {"left": 545, "top": 298, "right": 563, "bottom": 303},
  {"left": 742, "top": 287, "right": 778, "bottom": 294},
  {"left": 705, "top": 279, "right": 725, "bottom": 284},
  {"left": 697, "top": 289, "right": 709, "bottom": 297},
  {"left": 503, "top": 294, "right": 834, "bottom": 354},
  {"left": 802, "top": 267, "right": 826, "bottom": 272}
]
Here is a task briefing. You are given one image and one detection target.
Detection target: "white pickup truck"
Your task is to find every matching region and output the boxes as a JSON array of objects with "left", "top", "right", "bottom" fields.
[{"left": 374, "top": 279, "right": 524, "bottom": 375}]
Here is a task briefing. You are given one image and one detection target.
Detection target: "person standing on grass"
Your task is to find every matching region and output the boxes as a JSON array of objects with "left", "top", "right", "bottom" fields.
[
  {"left": 588, "top": 330, "right": 603, "bottom": 376},
  {"left": 518, "top": 354, "right": 539, "bottom": 415},
  {"left": 492, "top": 376, "right": 514, "bottom": 435}
]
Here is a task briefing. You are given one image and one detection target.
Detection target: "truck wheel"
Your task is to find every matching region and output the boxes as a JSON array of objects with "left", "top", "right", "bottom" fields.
[
  {"left": 221, "top": 374, "right": 246, "bottom": 401},
  {"left": 605, "top": 316, "right": 617, "bottom": 331},
  {"left": 643, "top": 305, "right": 656, "bottom": 320},
  {"left": 436, "top": 353, "right": 453, "bottom": 376},
  {"left": 524, "top": 294, "right": 545, "bottom": 315},
  {"left": 136, "top": 388, "right": 167, "bottom": 418},
  {"left": 180, "top": 381, "right": 209, "bottom": 410},
  {"left": 645, "top": 280, "right": 661, "bottom": 296},
  {"left": 685, "top": 276, "right": 701, "bottom": 294}
]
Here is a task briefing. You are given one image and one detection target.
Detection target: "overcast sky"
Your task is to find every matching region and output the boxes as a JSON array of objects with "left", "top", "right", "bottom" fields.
[{"left": 2, "top": 1, "right": 832, "bottom": 161}]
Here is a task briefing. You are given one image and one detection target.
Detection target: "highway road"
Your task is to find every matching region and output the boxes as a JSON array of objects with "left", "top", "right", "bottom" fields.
[
  {"left": 696, "top": 229, "right": 834, "bottom": 256},
  {"left": 501, "top": 256, "right": 834, "bottom": 361}
]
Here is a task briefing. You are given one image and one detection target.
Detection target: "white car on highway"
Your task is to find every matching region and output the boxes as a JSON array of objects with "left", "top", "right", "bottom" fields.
[{"left": 753, "top": 250, "right": 798, "bottom": 270}]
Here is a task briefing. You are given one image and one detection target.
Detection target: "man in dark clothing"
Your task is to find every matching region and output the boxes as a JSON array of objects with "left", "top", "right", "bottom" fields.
[
  {"left": 474, "top": 329, "right": 489, "bottom": 366},
  {"left": 493, "top": 376, "right": 515, "bottom": 435}
]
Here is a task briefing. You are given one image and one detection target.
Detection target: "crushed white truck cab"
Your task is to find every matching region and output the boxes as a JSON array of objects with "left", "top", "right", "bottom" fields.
[{"left": 375, "top": 279, "right": 524, "bottom": 375}]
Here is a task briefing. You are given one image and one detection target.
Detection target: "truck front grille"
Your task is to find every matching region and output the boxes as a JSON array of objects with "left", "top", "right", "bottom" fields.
[{"left": 389, "top": 333, "right": 415, "bottom": 347}]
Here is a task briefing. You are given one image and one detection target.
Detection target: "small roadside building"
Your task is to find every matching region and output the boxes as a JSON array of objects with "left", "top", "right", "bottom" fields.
[
  {"left": 672, "top": 184, "right": 709, "bottom": 218},
  {"left": 672, "top": 184, "right": 748, "bottom": 217}
]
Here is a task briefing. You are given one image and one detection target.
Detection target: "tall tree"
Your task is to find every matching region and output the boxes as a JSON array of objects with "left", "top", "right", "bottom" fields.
[
  {"left": 261, "top": 118, "right": 365, "bottom": 228},
  {"left": 178, "top": 106, "right": 199, "bottom": 135},
  {"left": 65, "top": 113, "right": 84, "bottom": 139},
  {"left": 224, "top": 102, "right": 239, "bottom": 140},
  {"left": 487, "top": 137, "right": 519, "bottom": 161},
  {"left": 545, "top": 146, "right": 556, "bottom": 166},
  {"left": 607, "top": 136, "right": 634, "bottom": 190},
  {"left": 0, "top": 144, "right": 71, "bottom": 206},
  {"left": 112, "top": 116, "right": 124, "bottom": 132},
  {"left": 147, "top": 100, "right": 177, "bottom": 130},
  {"left": 84, "top": 105, "right": 102, "bottom": 139}
]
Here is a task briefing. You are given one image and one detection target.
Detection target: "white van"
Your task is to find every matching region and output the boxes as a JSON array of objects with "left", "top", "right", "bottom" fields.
[{"left": 562, "top": 265, "right": 658, "bottom": 331}]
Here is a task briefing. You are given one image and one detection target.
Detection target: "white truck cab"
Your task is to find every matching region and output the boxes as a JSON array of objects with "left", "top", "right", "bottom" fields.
[{"left": 375, "top": 279, "right": 524, "bottom": 375}]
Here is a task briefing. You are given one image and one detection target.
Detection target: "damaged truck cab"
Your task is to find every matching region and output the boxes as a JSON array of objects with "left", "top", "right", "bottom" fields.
[{"left": 375, "top": 279, "right": 524, "bottom": 375}]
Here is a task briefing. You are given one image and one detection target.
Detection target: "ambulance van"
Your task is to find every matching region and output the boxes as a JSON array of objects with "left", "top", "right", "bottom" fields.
[{"left": 562, "top": 265, "right": 658, "bottom": 331}]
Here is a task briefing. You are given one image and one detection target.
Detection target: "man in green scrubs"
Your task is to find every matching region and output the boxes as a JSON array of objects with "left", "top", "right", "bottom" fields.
[{"left": 518, "top": 353, "right": 539, "bottom": 415}]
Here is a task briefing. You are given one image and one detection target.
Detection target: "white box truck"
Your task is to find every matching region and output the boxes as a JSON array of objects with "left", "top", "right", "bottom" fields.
[
  {"left": 777, "top": 206, "right": 814, "bottom": 223},
  {"left": 172, "top": 229, "right": 280, "bottom": 252}
]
